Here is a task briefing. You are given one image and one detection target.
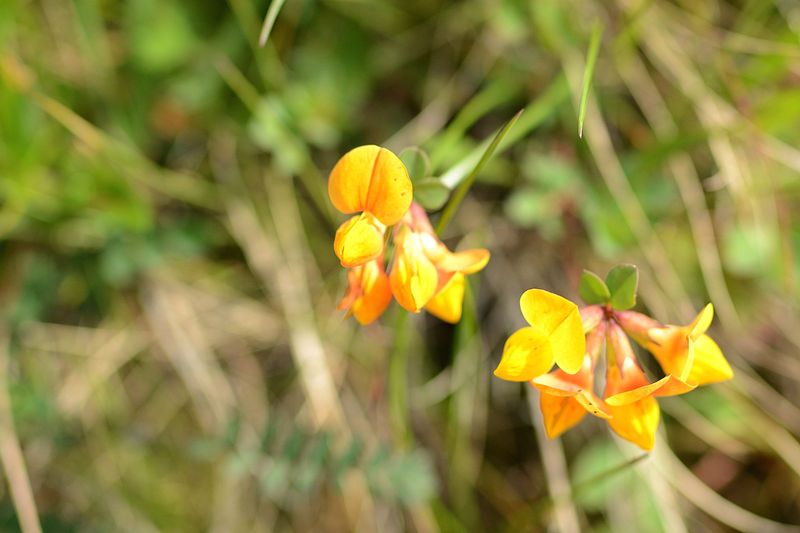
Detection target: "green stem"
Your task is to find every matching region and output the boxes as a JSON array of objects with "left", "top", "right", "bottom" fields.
[{"left": 388, "top": 310, "right": 412, "bottom": 448}]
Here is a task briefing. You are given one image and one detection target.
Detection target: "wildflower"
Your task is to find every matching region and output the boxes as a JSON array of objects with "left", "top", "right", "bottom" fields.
[
  {"left": 389, "top": 204, "right": 489, "bottom": 323},
  {"left": 531, "top": 322, "right": 610, "bottom": 438},
  {"left": 618, "top": 304, "right": 734, "bottom": 386},
  {"left": 603, "top": 322, "right": 694, "bottom": 450},
  {"left": 328, "top": 145, "right": 412, "bottom": 267},
  {"left": 493, "top": 289, "right": 585, "bottom": 381},
  {"left": 337, "top": 258, "right": 393, "bottom": 325}
]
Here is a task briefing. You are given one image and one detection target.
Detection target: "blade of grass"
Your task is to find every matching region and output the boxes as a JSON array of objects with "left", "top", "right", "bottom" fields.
[
  {"left": 258, "top": 0, "right": 287, "bottom": 47},
  {"left": 578, "top": 22, "right": 603, "bottom": 138},
  {"left": 435, "top": 109, "right": 522, "bottom": 234}
]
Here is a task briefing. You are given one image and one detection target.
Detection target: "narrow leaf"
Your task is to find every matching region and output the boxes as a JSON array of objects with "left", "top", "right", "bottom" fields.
[
  {"left": 578, "top": 23, "right": 603, "bottom": 138},
  {"left": 579, "top": 270, "right": 611, "bottom": 304},
  {"left": 606, "top": 264, "right": 639, "bottom": 310},
  {"left": 436, "top": 109, "right": 523, "bottom": 234},
  {"left": 258, "top": 0, "right": 287, "bottom": 47}
]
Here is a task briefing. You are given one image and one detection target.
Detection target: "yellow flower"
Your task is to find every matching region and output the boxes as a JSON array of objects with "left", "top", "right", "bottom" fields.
[
  {"left": 603, "top": 322, "right": 694, "bottom": 450},
  {"left": 329, "top": 145, "right": 412, "bottom": 267},
  {"left": 645, "top": 304, "right": 733, "bottom": 386},
  {"left": 493, "top": 289, "right": 585, "bottom": 381},
  {"left": 390, "top": 204, "right": 489, "bottom": 322},
  {"left": 337, "top": 258, "right": 393, "bottom": 325},
  {"left": 531, "top": 322, "right": 610, "bottom": 438}
]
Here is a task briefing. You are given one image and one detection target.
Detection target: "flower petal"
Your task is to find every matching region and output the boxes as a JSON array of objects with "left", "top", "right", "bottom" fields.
[
  {"left": 334, "top": 213, "right": 386, "bottom": 267},
  {"left": 494, "top": 327, "right": 554, "bottom": 381},
  {"left": 688, "top": 303, "right": 714, "bottom": 339},
  {"left": 519, "top": 289, "right": 585, "bottom": 374},
  {"left": 425, "top": 272, "right": 465, "bottom": 323},
  {"left": 540, "top": 394, "right": 587, "bottom": 438},
  {"left": 436, "top": 249, "right": 490, "bottom": 275},
  {"left": 328, "top": 145, "right": 412, "bottom": 225},
  {"left": 389, "top": 232, "right": 438, "bottom": 312},
  {"left": 605, "top": 375, "right": 695, "bottom": 406},
  {"left": 607, "top": 396, "right": 660, "bottom": 451},
  {"left": 686, "top": 334, "right": 733, "bottom": 385},
  {"left": 352, "top": 261, "right": 392, "bottom": 325}
]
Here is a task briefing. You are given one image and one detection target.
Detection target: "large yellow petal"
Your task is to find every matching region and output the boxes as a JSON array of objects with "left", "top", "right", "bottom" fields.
[
  {"left": 607, "top": 396, "right": 660, "bottom": 451},
  {"left": 519, "top": 289, "right": 585, "bottom": 374},
  {"left": 686, "top": 334, "right": 733, "bottom": 385},
  {"left": 333, "top": 213, "right": 385, "bottom": 267},
  {"left": 425, "top": 272, "right": 465, "bottom": 323},
  {"left": 494, "top": 327, "right": 554, "bottom": 381},
  {"left": 389, "top": 233, "right": 438, "bottom": 312},
  {"left": 540, "top": 393, "right": 587, "bottom": 438},
  {"left": 327, "top": 145, "right": 412, "bottom": 224}
]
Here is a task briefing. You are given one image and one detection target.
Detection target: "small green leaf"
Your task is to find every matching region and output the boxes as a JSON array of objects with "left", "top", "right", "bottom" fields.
[
  {"left": 605, "top": 264, "right": 638, "bottom": 310},
  {"left": 399, "top": 147, "right": 431, "bottom": 183},
  {"left": 579, "top": 270, "right": 610, "bottom": 304},
  {"left": 414, "top": 177, "right": 450, "bottom": 210}
]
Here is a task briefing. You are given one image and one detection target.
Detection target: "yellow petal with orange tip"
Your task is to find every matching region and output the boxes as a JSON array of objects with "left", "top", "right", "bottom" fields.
[
  {"left": 493, "top": 327, "right": 554, "bottom": 381},
  {"left": 389, "top": 233, "right": 438, "bottom": 312},
  {"left": 425, "top": 272, "right": 465, "bottom": 324},
  {"left": 605, "top": 374, "right": 694, "bottom": 406},
  {"left": 333, "top": 213, "right": 386, "bottom": 267},
  {"left": 519, "top": 289, "right": 585, "bottom": 374},
  {"left": 607, "top": 396, "right": 660, "bottom": 451},
  {"left": 686, "top": 334, "right": 733, "bottom": 385},
  {"left": 436, "top": 248, "right": 490, "bottom": 275},
  {"left": 540, "top": 393, "right": 587, "bottom": 438},
  {"left": 327, "top": 145, "right": 412, "bottom": 225}
]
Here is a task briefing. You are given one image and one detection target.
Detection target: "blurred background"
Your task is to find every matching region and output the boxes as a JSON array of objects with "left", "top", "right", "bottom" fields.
[{"left": 1, "top": 0, "right": 800, "bottom": 531}]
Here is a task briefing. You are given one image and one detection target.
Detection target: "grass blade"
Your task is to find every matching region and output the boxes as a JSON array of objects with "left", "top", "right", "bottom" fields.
[
  {"left": 435, "top": 109, "right": 523, "bottom": 234},
  {"left": 578, "top": 23, "right": 603, "bottom": 138},
  {"left": 259, "top": 0, "right": 287, "bottom": 47}
]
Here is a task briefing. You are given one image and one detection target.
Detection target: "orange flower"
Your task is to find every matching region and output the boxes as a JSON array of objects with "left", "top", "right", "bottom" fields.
[
  {"left": 337, "top": 258, "right": 393, "bottom": 325},
  {"left": 493, "top": 289, "right": 585, "bottom": 381},
  {"left": 328, "top": 145, "right": 412, "bottom": 267},
  {"left": 603, "top": 322, "right": 694, "bottom": 450},
  {"left": 531, "top": 321, "right": 611, "bottom": 438},
  {"left": 389, "top": 204, "right": 489, "bottom": 322}
]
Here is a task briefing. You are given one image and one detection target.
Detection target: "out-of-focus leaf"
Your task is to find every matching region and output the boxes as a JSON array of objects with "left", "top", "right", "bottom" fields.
[
  {"left": 414, "top": 177, "right": 450, "bottom": 211},
  {"left": 606, "top": 264, "right": 638, "bottom": 310},
  {"left": 400, "top": 146, "right": 431, "bottom": 183}
]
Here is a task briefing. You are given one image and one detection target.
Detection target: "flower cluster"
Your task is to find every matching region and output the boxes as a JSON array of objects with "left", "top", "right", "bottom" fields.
[
  {"left": 329, "top": 145, "right": 490, "bottom": 324},
  {"left": 493, "top": 268, "right": 733, "bottom": 450}
]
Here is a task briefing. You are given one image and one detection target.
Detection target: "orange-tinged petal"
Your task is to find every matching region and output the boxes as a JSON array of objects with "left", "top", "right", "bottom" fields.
[
  {"left": 605, "top": 374, "right": 695, "bottom": 406},
  {"left": 686, "top": 334, "right": 733, "bottom": 384},
  {"left": 334, "top": 213, "right": 386, "bottom": 267},
  {"left": 327, "top": 145, "right": 412, "bottom": 224},
  {"left": 519, "top": 289, "right": 585, "bottom": 374},
  {"left": 352, "top": 262, "right": 392, "bottom": 325},
  {"left": 436, "top": 248, "right": 490, "bottom": 274},
  {"left": 607, "top": 396, "right": 659, "bottom": 451},
  {"left": 389, "top": 230, "right": 438, "bottom": 312},
  {"left": 494, "top": 327, "right": 554, "bottom": 381},
  {"left": 425, "top": 272, "right": 465, "bottom": 323},
  {"left": 540, "top": 393, "right": 587, "bottom": 438}
]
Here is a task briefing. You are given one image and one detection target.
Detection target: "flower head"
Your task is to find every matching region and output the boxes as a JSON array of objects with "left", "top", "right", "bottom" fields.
[
  {"left": 493, "top": 289, "right": 585, "bottom": 381},
  {"left": 337, "top": 258, "right": 393, "bottom": 325},
  {"left": 390, "top": 204, "right": 489, "bottom": 323},
  {"left": 328, "top": 145, "right": 412, "bottom": 267},
  {"left": 531, "top": 322, "right": 611, "bottom": 438}
]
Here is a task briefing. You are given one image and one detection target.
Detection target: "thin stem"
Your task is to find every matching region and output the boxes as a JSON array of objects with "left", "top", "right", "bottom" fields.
[{"left": 388, "top": 310, "right": 412, "bottom": 448}]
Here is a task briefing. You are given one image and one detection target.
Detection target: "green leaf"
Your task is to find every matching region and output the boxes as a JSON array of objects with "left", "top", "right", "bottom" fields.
[
  {"left": 436, "top": 109, "right": 523, "bottom": 234},
  {"left": 605, "top": 264, "right": 638, "bottom": 310},
  {"left": 579, "top": 270, "right": 610, "bottom": 304},
  {"left": 414, "top": 177, "right": 450, "bottom": 210},
  {"left": 578, "top": 22, "right": 603, "bottom": 138},
  {"left": 399, "top": 147, "right": 431, "bottom": 182}
]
